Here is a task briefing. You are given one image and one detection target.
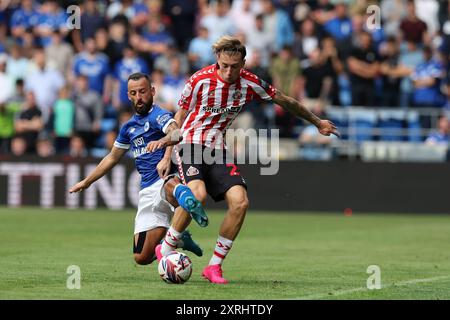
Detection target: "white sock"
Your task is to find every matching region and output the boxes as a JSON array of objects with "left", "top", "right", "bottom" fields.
[
  {"left": 161, "top": 227, "right": 182, "bottom": 256},
  {"left": 209, "top": 235, "right": 233, "bottom": 266}
]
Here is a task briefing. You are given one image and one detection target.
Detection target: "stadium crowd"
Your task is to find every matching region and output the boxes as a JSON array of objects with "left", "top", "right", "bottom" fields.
[{"left": 0, "top": 0, "right": 449, "bottom": 159}]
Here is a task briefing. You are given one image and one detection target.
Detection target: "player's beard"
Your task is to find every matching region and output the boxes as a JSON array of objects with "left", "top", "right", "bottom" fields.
[{"left": 133, "top": 97, "right": 153, "bottom": 115}]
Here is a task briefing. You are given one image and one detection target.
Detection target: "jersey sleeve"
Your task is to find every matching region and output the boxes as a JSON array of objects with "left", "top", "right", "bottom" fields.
[
  {"left": 155, "top": 108, "right": 176, "bottom": 134},
  {"left": 178, "top": 77, "right": 196, "bottom": 111},
  {"left": 114, "top": 124, "right": 131, "bottom": 150},
  {"left": 246, "top": 72, "right": 277, "bottom": 101}
]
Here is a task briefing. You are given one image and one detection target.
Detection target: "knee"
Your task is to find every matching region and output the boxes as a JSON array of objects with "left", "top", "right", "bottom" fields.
[
  {"left": 230, "top": 195, "right": 249, "bottom": 215},
  {"left": 190, "top": 186, "right": 207, "bottom": 205},
  {"left": 134, "top": 253, "right": 155, "bottom": 265}
]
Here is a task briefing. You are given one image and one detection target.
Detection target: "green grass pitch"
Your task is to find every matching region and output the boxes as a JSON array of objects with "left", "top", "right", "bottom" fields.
[{"left": 1, "top": 207, "right": 449, "bottom": 300}]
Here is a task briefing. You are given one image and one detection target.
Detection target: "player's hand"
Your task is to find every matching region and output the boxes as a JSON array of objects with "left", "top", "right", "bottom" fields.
[
  {"left": 69, "top": 180, "right": 90, "bottom": 193},
  {"left": 317, "top": 120, "right": 340, "bottom": 138},
  {"left": 156, "top": 157, "right": 171, "bottom": 179},
  {"left": 147, "top": 138, "right": 168, "bottom": 153}
]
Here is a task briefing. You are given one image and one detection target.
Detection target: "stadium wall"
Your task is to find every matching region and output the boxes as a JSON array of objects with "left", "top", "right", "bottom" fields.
[{"left": 0, "top": 156, "right": 449, "bottom": 214}]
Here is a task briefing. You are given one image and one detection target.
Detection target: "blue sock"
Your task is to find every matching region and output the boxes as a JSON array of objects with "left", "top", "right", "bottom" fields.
[{"left": 173, "top": 184, "right": 196, "bottom": 211}]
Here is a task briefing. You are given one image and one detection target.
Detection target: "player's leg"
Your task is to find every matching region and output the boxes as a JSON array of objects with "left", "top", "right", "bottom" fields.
[
  {"left": 201, "top": 158, "right": 248, "bottom": 284},
  {"left": 158, "top": 179, "right": 208, "bottom": 258},
  {"left": 133, "top": 228, "right": 167, "bottom": 265},
  {"left": 164, "top": 176, "right": 208, "bottom": 227}
]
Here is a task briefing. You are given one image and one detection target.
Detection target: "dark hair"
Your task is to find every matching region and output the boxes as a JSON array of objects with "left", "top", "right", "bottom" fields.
[{"left": 128, "top": 72, "right": 151, "bottom": 84}]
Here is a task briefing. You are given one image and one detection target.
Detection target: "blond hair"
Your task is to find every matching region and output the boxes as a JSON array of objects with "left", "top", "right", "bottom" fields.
[{"left": 212, "top": 35, "right": 246, "bottom": 60}]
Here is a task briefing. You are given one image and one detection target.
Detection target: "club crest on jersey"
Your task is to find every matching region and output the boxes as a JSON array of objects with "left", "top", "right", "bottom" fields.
[
  {"left": 232, "top": 90, "right": 242, "bottom": 100},
  {"left": 186, "top": 166, "right": 199, "bottom": 177},
  {"left": 144, "top": 122, "right": 150, "bottom": 132}
]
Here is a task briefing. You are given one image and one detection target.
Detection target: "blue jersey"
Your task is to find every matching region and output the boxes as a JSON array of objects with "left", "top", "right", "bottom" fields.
[
  {"left": 73, "top": 52, "right": 110, "bottom": 94},
  {"left": 10, "top": 8, "right": 40, "bottom": 29},
  {"left": 114, "top": 105, "right": 175, "bottom": 190},
  {"left": 113, "top": 57, "right": 150, "bottom": 104}
]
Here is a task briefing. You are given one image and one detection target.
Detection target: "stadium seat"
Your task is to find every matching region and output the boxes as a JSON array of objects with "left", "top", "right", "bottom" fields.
[
  {"left": 378, "top": 109, "right": 406, "bottom": 142},
  {"left": 348, "top": 109, "right": 377, "bottom": 142}
]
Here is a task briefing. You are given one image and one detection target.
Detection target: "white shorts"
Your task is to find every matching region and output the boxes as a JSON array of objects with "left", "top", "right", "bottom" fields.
[{"left": 134, "top": 178, "right": 175, "bottom": 235}]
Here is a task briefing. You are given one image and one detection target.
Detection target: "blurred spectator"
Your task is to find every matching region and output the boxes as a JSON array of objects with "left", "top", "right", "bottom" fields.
[
  {"left": 153, "top": 44, "right": 189, "bottom": 76},
  {"left": 72, "top": 37, "right": 111, "bottom": 102},
  {"left": 103, "top": 20, "right": 128, "bottom": 69},
  {"left": 36, "top": 135, "right": 55, "bottom": 157},
  {"left": 320, "top": 36, "right": 344, "bottom": 106},
  {"left": 34, "top": 0, "right": 68, "bottom": 47},
  {"left": 244, "top": 49, "right": 275, "bottom": 130},
  {"left": 187, "top": 26, "right": 215, "bottom": 70},
  {"left": 6, "top": 44, "right": 31, "bottom": 83},
  {"left": 14, "top": 91, "right": 44, "bottom": 154},
  {"left": 74, "top": 0, "right": 107, "bottom": 51},
  {"left": 399, "top": 40, "right": 423, "bottom": 107},
  {"left": 298, "top": 105, "right": 337, "bottom": 160},
  {"left": 136, "top": 14, "right": 174, "bottom": 62},
  {"left": 1, "top": 79, "right": 27, "bottom": 153},
  {"left": 159, "top": 56, "right": 187, "bottom": 112},
  {"left": 200, "top": 0, "right": 236, "bottom": 43},
  {"left": 270, "top": 45, "right": 302, "bottom": 137},
  {"left": 0, "top": 99, "right": 20, "bottom": 154},
  {"left": 323, "top": 2, "right": 352, "bottom": 50},
  {"left": 45, "top": 29, "right": 74, "bottom": 78},
  {"left": 91, "top": 129, "right": 117, "bottom": 158},
  {"left": 379, "top": 37, "right": 403, "bottom": 107},
  {"left": 112, "top": 46, "right": 150, "bottom": 111},
  {"left": 245, "top": 13, "right": 272, "bottom": 68},
  {"left": 310, "top": 0, "right": 335, "bottom": 26},
  {"left": 10, "top": 136, "right": 27, "bottom": 157},
  {"left": 106, "top": 0, "right": 149, "bottom": 29},
  {"left": 68, "top": 134, "right": 88, "bottom": 158},
  {"left": 400, "top": 0, "right": 429, "bottom": 45},
  {"left": 301, "top": 47, "right": 336, "bottom": 110},
  {"left": 411, "top": 46, "right": 446, "bottom": 109},
  {"left": 0, "top": 53, "right": 14, "bottom": 105},
  {"left": 10, "top": 0, "right": 39, "bottom": 43},
  {"left": 381, "top": 0, "right": 407, "bottom": 37},
  {"left": 21, "top": 28, "right": 37, "bottom": 59},
  {"left": 24, "top": 46, "right": 64, "bottom": 124},
  {"left": 425, "top": 116, "right": 449, "bottom": 146},
  {"left": 415, "top": 0, "right": 439, "bottom": 37},
  {"left": 9, "top": 79, "right": 26, "bottom": 105},
  {"left": 72, "top": 74, "right": 103, "bottom": 151},
  {"left": 261, "top": 0, "right": 294, "bottom": 53},
  {"left": 162, "top": 0, "right": 198, "bottom": 51},
  {"left": 270, "top": 45, "right": 302, "bottom": 100},
  {"left": 53, "top": 85, "right": 74, "bottom": 153},
  {"left": 347, "top": 31, "right": 380, "bottom": 107},
  {"left": 293, "top": 18, "right": 320, "bottom": 62},
  {"left": 230, "top": 0, "right": 259, "bottom": 34}
]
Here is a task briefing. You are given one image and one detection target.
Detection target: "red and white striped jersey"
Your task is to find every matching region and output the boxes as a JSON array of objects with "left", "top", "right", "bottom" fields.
[{"left": 177, "top": 64, "right": 277, "bottom": 149}]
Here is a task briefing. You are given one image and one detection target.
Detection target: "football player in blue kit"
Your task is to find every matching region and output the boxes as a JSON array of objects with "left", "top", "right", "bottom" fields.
[{"left": 69, "top": 72, "right": 208, "bottom": 265}]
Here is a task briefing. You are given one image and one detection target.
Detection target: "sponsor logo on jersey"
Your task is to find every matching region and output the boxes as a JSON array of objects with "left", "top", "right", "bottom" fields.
[
  {"left": 156, "top": 114, "right": 171, "bottom": 126},
  {"left": 186, "top": 166, "right": 199, "bottom": 177}
]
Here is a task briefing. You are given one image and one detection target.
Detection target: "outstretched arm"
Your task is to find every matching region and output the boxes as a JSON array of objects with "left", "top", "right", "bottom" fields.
[
  {"left": 69, "top": 146, "right": 128, "bottom": 193},
  {"left": 146, "top": 122, "right": 183, "bottom": 153},
  {"left": 272, "top": 90, "right": 340, "bottom": 137}
]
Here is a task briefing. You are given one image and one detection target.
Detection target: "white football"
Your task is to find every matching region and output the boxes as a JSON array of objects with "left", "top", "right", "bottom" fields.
[{"left": 158, "top": 251, "right": 193, "bottom": 284}]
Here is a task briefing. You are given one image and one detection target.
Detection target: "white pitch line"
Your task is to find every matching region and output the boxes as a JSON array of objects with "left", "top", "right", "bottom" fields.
[{"left": 295, "top": 275, "right": 450, "bottom": 300}]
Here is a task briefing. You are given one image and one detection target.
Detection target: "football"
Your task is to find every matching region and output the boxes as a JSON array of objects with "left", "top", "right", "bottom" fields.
[{"left": 158, "top": 251, "right": 193, "bottom": 284}]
